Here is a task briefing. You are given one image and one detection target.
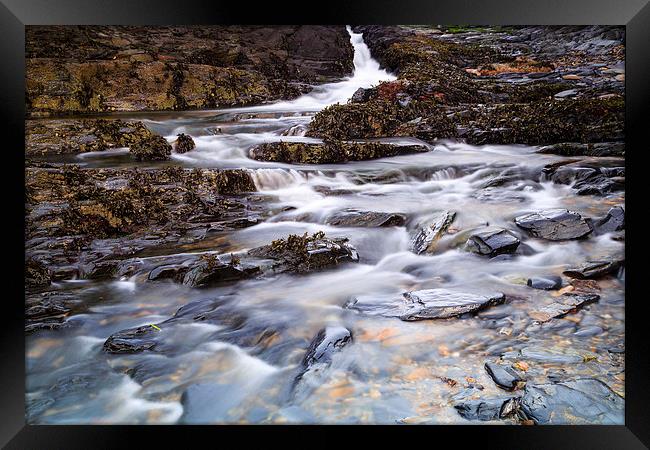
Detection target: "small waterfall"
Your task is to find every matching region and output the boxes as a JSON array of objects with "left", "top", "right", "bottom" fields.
[{"left": 248, "top": 168, "right": 307, "bottom": 190}]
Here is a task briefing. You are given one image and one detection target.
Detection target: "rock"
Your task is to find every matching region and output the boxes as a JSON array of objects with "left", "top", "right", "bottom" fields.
[
  {"left": 410, "top": 211, "right": 456, "bottom": 254},
  {"left": 455, "top": 397, "right": 520, "bottom": 421},
  {"left": 563, "top": 260, "right": 622, "bottom": 279},
  {"left": 79, "top": 259, "right": 119, "bottom": 280},
  {"left": 247, "top": 231, "right": 358, "bottom": 274},
  {"left": 592, "top": 206, "right": 624, "bottom": 234},
  {"left": 537, "top": 142, "right": 624, "bottom": 157},
  {"left": 574, "top": 326, "right": 603, "bottom": 337},
  {"left": 514, "top": 209, "right": 592, "bottom": 240},
  {"left": 485, "top": 361, "right": 525, "bottom": 390},
  {"left": 400, "top": 289, "right": 506, "bottom": 321},
  {"left": 466, "top": 228, "right": 520, "bottom": 257},
  {"left": 301, "top": 326, "right": 352, "bottom": 369},
  {"left": 325, "top": 210, "right": 406, "bottom": 227},
  {"left": 520, "top": 378, "right": 624, "bottom": 424},
  {"left": 529, "top": 293, "right": 600, "bottom": 322},
  {"left": 103, "top": 325, "right": 158, "bottom": 353},
  {"left": 148, "top": 264, "right": 189, "bottom": 282},
  {"left": 129, "top": 135, "right": 172, "bottom": 161},
  {"left": 25, "top": 259, "right": 51, "bottom": 288},
  {"left": 527, "top": 276, "right": 562, "bottom": 290},
  {"left": 25, "top": 291, "right": 84, "bottom": 332},
  {"left": 173, "top": 133, "right": 195, "bottom": 153},
  {"left": 350, "top": 87, "right": 372, "bottom": 103},
  {"left": 554, "top": 89, "right": 578, "bottom": 98},
  {"left": 182, "top": 254, "right": 260, "bottom": 288},
  {"left": 249, "top": 141, "right": 428, "bottom": 164}
]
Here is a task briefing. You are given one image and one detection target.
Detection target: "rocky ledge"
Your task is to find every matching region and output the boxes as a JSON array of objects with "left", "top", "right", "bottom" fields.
[
  {"left": 26, "top": 26, "right": 354, "bottom": 116},
  {"left": 248, "top": 141, "right": 428, "bottom": 164}
]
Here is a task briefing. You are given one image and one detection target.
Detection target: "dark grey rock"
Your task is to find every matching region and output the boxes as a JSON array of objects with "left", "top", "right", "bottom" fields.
[
  {"left": 593, "top": 206, "right": 625, "bottom": 234},
  {"left": 520, "top": 378, "right": 624, "bottom": 424},
  {"left": 515, "top": 209, "right": 592, "bottom": 240},
  {"left": 563, "top": 260, "right": 622, "bottom": 279},
  {"left": 400, "top": 289, "right": 506, "bottom": 321},
  {"left": 466, "top": 228, "right": 520, "bottom": 257},
  {"left": 485, "top": 361, "right": 525, "bottom": 390},
  {"left": 527, "top": 275, "right": 563, "bottom": 290},
  {"left": 103, "top": 325, "right": 158, "bottom": 353},
  {"left": 301, "top": 326, "right": 352, "bottom": 369},
  {"left": 454, "top": 397, "right": 520, "bottom": 421},
  {"left": 326, "top": 210, "right": 406, "bottom": 227}
]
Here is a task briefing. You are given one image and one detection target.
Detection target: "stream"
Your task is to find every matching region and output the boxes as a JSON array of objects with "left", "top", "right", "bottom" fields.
[{"left": 26, "top": 27, "right": 625, "bottom": 425}]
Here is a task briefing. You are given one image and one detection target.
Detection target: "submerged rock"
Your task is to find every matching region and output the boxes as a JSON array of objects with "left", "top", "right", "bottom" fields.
[
  {"left": 173, "top": 133, "right": 195, "bottom": 153},
  {"left": 527, "top": 275, "right": 563, "bottom": 290},
  {"left": 248, "top": 141, "right": 427, "bottom": 164},
  {"left": 563, "top": 260, "right": 622, "bottom": 279},
  {"left": 325, "top": 209, "right": 406, "bottom": 227},
  {"left": 401, "top": 289, "right": 506, "bottom": 321},
  {"left": 410, "top": 211, "right": 456, "bottom": 254},
  {"left": 529, "top": 293, "right": 600, "bottom": 322},
  {"left": 520, "top": 378, "right": 624, "bottom": 424},
  {"left": 514, "top": 209, "right": 592, "bottom": 240},
  {"left": 466, "top": 228, "right": 520, "bottom": 257},
  {"left": 485, "top": 361, "right": 525, "bottom": 390},
  {"left": 129, "top": 135, "right": 172, "bottom": 161}
]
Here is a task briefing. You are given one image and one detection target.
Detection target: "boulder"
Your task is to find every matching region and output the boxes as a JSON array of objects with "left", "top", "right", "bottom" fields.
[
  {"left": 182, "top": 255, "right": 259, "bottom": 288},
  {"left": 537, "top": 142, "right": 624, "bottom": 157},
  {"left": 454, "top": 397, "right": 520, "bottom": 421},
  {"left": 466, "top": 228, "right": 520, "bottom": 257},
  {"left": 514, "top": 209, "right": 592, "bottom": 240},
  {"left": 410, "top": 211, "right": 456, "bottom": 254}
]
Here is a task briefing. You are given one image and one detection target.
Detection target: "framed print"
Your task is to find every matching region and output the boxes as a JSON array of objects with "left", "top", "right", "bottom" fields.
[{"left": 1, "top": 0, "right": 648, "bottom": 447}]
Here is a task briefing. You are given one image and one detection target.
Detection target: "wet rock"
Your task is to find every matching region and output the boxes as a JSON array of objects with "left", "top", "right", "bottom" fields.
[
  {"left": 249, "top": 141, "right": 427, "bottom": 164},
  {"left": 592, "top": 206, "right": 624, "bottom": 234},
  {"left": 350, "top": 87, "right": 372, "bottom": 103},
  {"left": 247, "top": 231, "right": 358, "bottom": 274},
  {"left": 400, "top": 289, "right": 506, "bottom": 321},
  {"left": 410, "top": 211, "right": 456, "bottom": 254},
  {"left": 25, "top": 259, "right": 50, "bottom": 288},
  {"left": 485, "top": 361, "right": 525, "bottom": 390},
  {"left": 554, "top": 89, "right": 578, "bottom": 98},
  {"left": 325, "top": 209, "right": 406, "bottom": 227},
  {"left": 527, "top": 275, "right": 562, "bottom": 290},
  {"left": 25, "top": 118, "right": 157, "bottom": 156},
  {"left": 514, "top": 209, "right": 592, "bottom": 240},
  {"left": 79, "top": 259, "right": 119, "bottom": 280},
  {"left": 466, "top": 228, "right": 520, "bottom": 257},
  {"left": 301, "top": 326, "right": 352, "bottom": 369},
  {"left": 529, "top": 293, "right": 599, "bottom": 322},
  {"left": 182, "top": 254, "right": 260, "bottom": 288},
  {"left": 537, "top": 142, "right": 624, "bottom": 157},
  {"left": 129, "top": 135, "right": 172, "bottom": 161},
  {"left": 455, "top": 397, "right": 520, "bottom": 421},
  {"left": 148, "top": 264, "right": 189, "bottom": 282},
  {"left": 103, "top": 325, "right": 158, "bottom": 353},
  {"left": 25, "top": 291, "right": 83, "bottom": 333},
  {"left": 563, "top": 260, "right": 622, "bottom": 279},
  {"left": 574, "top": 326, "right": 603, "bottom": 337},
  {"left": 520, "top": 378, "right": 624, "bottom": 424},
  {"left": 173, "top": 133, "right": 195, "bottom": 153}
]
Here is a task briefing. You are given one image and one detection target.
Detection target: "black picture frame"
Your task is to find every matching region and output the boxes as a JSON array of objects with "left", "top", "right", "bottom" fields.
[{"left": 2, "top": 0, "right": 647, "bottom": 447}]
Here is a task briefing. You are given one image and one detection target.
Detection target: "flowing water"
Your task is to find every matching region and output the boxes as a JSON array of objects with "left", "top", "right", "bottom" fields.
[{"left": 26, "top": 27, "right": 625, "bottom": 424}]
